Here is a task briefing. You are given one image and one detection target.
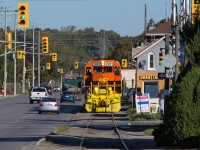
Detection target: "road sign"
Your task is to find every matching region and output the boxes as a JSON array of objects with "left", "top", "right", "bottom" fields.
[
  {"left": 158, "top": 73, "right": 166, "bottom": 79},
  {"left": 163, "top": 54, "right": 176, "bottom": 68},
  {"left": 166, "top": 70, "right": 174, "bottom": 78}
]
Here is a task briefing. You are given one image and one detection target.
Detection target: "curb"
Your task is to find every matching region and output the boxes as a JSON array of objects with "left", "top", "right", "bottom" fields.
[
  {"left": 36, "top": 138, "right": 46, "bottom": 146},
  {"left": 36, "top": 131, "right": 56, "bottom": 146}
]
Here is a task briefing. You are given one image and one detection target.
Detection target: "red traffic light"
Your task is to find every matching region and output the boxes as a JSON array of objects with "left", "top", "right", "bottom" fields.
[{"left": 20, "top": 6, "right": 25, "bottom": 11}]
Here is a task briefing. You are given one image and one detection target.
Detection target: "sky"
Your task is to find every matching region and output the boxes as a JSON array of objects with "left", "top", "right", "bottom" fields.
[{"left": 1, "top": 0, "right": 181, "bottom": 37}]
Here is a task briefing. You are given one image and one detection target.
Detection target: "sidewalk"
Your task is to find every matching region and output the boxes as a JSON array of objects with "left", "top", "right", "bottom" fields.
[{"left": 0, "top": 94, "right": 20, "bottom": 99}]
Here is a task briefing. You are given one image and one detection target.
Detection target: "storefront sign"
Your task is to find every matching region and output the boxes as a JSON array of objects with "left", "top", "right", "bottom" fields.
[{"left": 139, "top": 75, "right": 158, "bottom": 80}]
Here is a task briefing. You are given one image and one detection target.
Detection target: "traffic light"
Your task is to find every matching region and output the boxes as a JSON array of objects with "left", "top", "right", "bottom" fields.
[
  {"left": 60, "top": 68, "right": 64, "bottom": 74},
  {"left": 42, "top": 37, "right": 49, "bottom": 53},
  {"left": 46, "top": 63, "right": 50, "bottom": 70},
  {"left": 18, "top": 2, "right": 29, "bottom": 28},
  {"left": 17, "top": 50, "right": 23, "bottom": 59},
  {"left": 121, "top": 59, "right": 128, "bottom": 68},
  {"left": 6, "top": 32, "right": 12, "bottom": 50},
  {"left": 74, "top": 61, "right": 78, "bottom": 69},
  {"left": 159, "top": 52, "right": 164, "bottom": 66},
  {"left": 51, "top": 53, "right": 57, "bottom": 61}
]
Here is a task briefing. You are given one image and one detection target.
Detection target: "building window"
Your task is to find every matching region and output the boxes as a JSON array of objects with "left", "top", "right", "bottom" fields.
[{"left": 148, "top": 53, "right": 155, "bottom": 69}]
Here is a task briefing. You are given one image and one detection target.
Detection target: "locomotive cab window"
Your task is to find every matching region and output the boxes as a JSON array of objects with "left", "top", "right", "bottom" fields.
[
  {"left": 195, "top": 0, "right": 200, "bottom": 4},
  {"left": 86, "top": 67, "right": 91, "bottom": 75},
  {"left": 94, "top": 67, "right": 102, "bottom": 72},
  {"left": 104, "top": 67, "right": 112, "bottom": 72},
  {"left": 114, "top": 67, "right": 120, "bottom": 75}
]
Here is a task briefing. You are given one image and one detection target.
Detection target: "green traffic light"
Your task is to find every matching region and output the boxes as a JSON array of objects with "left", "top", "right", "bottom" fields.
[{"left": 159, "top": 62, "right": 163, "bottom": 65}]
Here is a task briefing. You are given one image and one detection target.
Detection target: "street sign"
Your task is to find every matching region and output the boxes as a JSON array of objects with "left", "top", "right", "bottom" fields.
[
  {"left": 158, "top": 73, "right": 166, "bottom": 79},
  {"left": 164, "top": 54, "right": 176, "bottom": 68},
  {"left": 166, "top": 70, "right": 174, "bottom": 78}
]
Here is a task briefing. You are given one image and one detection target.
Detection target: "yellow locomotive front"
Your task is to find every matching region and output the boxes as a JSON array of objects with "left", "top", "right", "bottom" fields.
[{"left": 84, "top": 59, "right": 122, "bottom": 112}]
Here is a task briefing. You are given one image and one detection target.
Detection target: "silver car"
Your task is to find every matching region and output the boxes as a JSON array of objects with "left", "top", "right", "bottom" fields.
[{"left": 38, "top": 97, "right": 60, "bottom": 115}]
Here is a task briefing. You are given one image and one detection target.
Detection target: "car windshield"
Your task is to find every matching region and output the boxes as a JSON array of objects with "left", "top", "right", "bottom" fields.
[
  {"left": 32, "top": 88, "right": 46, "bottom": 92},
  {"left": 63, "top": 92, "right": 73, "bottom": 95}
]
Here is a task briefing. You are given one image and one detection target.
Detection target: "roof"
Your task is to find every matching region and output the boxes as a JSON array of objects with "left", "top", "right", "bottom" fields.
[
  {"left": 133, "top": 36, "right": 165, "bottom": 59},
  {"left": 145, "top": 20, "right": 172, "bottom": 36}
]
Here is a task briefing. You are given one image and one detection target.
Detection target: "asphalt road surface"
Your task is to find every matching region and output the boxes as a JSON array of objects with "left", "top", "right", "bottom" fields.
[{"left": 0, "top": 92, "right": 84, "bottom": 150}]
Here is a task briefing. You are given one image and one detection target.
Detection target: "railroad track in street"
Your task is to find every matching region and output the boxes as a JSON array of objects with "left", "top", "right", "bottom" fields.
[{"left": 77, "top": 112, "right": 130, "bottom": 150}]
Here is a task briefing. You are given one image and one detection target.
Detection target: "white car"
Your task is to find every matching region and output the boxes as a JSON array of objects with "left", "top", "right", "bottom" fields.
[
  {"left": 29, "top": 87, "right": 49, "bottom": 103},
  {"left": 53, "top": 86, "right": 61, "bottom": 92},
  {"left": 38, "top": 97, "right": 60, "bottom": 115}
]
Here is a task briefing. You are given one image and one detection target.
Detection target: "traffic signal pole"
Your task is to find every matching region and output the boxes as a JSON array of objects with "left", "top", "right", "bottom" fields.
[
  {"left": 4, "top": 6, "right": 7, "bottom": 97},
  {"left": 14, "top": 14, "right": 17, "bottom": 96},
  {"left": 38, "top": 31, "right": 41, "bottom": 86},
  {"left": 32, "top": 27, "right": 35, "bottom": 87},
  {"left": 22, "top": 28, "right": 26, "bottom": 93}
]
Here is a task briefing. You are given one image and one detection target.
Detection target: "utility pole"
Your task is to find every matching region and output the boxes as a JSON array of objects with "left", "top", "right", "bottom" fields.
[
  {"left": 22, "top": 29, "right": 26, "bottom": 93},
  {"left": 38, "top": 31, "right": 41, "bottom": 86},
  {"left": 14, "top": 14, "right": 17, "bottom": 95},
  {"left": 4, "top": 6, "right": 7, "bottom": 97},
  {"left": 32, "top": 27, "right": 35, "bottom": 87},
  {"left": 144, "top": 4, "right": 147, "bottom": 34}
]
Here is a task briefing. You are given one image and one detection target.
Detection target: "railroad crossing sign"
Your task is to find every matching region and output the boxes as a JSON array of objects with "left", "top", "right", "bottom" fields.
[{"left": 163, "top": 54, "right": 176, "bottom": 68}]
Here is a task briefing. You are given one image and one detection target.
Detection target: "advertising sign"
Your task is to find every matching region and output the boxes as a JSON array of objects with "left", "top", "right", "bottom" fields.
[{"left": 136, "top": 93, "right": 150, "bottom": 113}]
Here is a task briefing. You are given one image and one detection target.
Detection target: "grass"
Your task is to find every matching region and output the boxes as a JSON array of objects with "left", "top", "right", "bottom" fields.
[
  {"left": 41, "top": 138, "right": 54, "bottom": 146},
  {"left": 126, "top": 108, "right": 161, "bottom": 121},
  {"left": 144, "top": 128, "right": 154, "bottom": 136},
  {"left": 54, "top": 124, "right": 69, "bottom": 135}
]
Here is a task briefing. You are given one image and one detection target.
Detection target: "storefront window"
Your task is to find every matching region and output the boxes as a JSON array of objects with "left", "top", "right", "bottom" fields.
[{"left": 144, "top": 82, "right": 158, "bottom": 98}]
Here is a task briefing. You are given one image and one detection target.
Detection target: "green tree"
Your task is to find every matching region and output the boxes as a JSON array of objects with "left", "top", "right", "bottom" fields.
[{"left": 153, "top": 21, "right": 200, "bottom": 148}]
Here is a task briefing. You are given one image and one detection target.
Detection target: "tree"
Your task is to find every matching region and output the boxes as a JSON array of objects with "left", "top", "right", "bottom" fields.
[{"left": 153, "top": 20, "right": 200, "bottom": 148}]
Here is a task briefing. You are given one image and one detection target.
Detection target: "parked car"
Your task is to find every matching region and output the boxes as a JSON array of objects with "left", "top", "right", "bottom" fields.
[
  {"left": 122, "top": 88, "right": 141, "bottom": 103},
  {"left": 53, "top": 86, "right": 61, "bottom": 92},
  {"left": 38, "top": 97, "right": 60, "bottom": 114},
  {"left": 40, "top": 85, "right": 53, "bottom": 95},
  {"left": 29, "top": 87, "right": 49, "bottom": 103},
  {"left": 60, "top": 91, "right": 75, "bottom": 103}
]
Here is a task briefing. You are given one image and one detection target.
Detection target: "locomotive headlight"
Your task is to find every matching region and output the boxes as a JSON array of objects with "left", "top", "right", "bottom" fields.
[{"left": 94, "top": 87, "right": 98, "bottom": 91}]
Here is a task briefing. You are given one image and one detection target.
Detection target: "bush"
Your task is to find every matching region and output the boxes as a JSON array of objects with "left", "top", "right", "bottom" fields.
[{"left": 153, "top": 65, "right": 200, "bottom": 148}]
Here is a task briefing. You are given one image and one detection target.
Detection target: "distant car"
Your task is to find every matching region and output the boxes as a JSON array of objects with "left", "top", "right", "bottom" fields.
[
  {"left": 60, "top": 91, "right": 75, "bottom": 103},
  {"left": 53, "top": 86, "right": 61, "bottom": 92},
  {"left": 40, "top": 85, "right": 53, "bottom": 95},
  {"left": 38, "top": 97, "right": 60, "bottom": 114}
]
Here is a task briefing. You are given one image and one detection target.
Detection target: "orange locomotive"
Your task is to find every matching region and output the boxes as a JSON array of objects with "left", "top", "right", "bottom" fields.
[{"left": 84, "top": 58, "right": 122, "bottom": 112}]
